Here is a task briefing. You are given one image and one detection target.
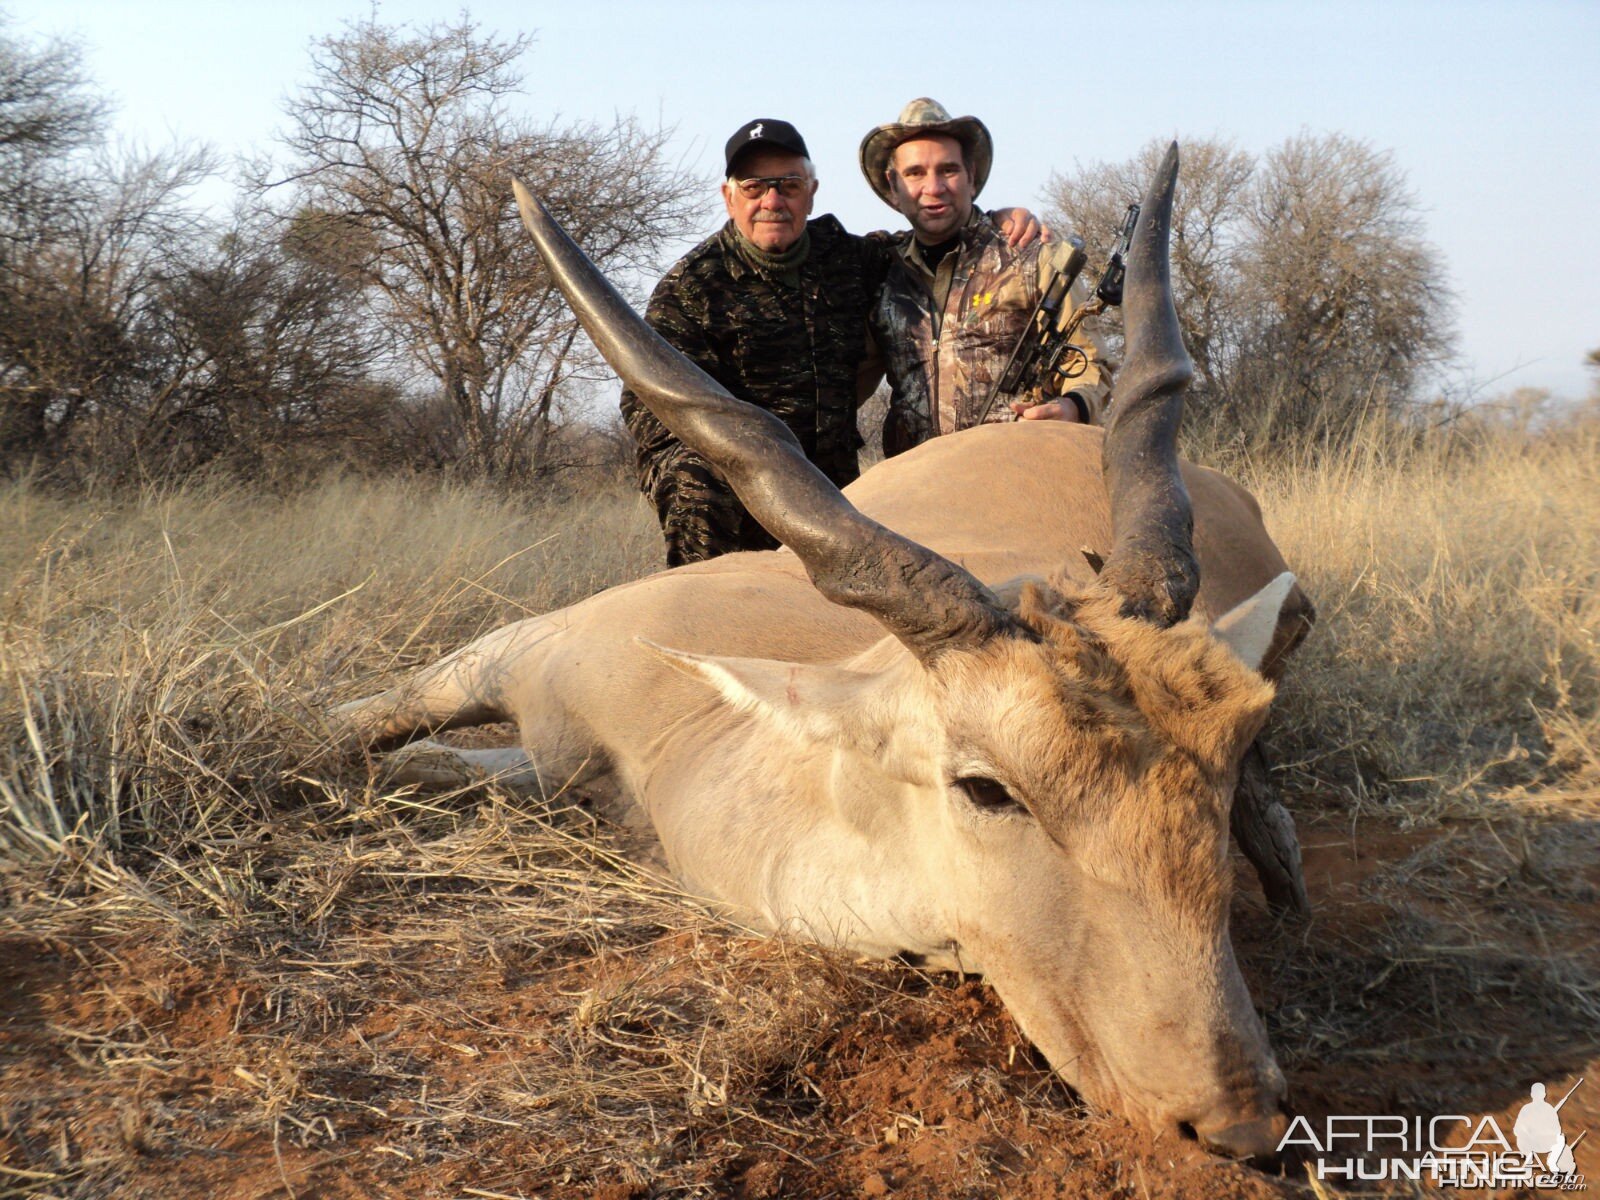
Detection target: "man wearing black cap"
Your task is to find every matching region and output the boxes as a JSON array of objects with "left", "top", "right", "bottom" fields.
[{"left": 620, "top": 117, "right": 1040, "bottom": 567}]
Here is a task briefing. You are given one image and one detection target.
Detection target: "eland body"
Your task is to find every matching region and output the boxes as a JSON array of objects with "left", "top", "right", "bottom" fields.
[{"left": 339, "top": 145, "right": 1311, "bottom": 1160}]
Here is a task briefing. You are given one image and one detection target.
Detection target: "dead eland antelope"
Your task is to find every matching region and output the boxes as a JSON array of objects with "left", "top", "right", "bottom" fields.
[{"left": 337, "top": 144, "right": 1313, "bottom": 1161}]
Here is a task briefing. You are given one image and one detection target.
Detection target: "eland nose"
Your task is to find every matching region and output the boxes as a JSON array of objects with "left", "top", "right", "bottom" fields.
[{"left": 1194, "top": 1109, "right": 1289, "bottom": 1166}]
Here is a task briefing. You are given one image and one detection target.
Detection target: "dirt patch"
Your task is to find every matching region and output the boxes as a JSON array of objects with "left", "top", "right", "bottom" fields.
[{"left": 3, "top": 804, "right": 1596, "bottom": 1198}]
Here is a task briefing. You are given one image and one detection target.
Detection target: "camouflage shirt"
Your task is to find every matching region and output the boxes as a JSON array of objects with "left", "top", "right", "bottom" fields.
[
  {"left": 870, "top": 210, "right": 1114, "bottom": 456},
  {"left": 621, "top": 215, "right": 890, "bottom": 495}
]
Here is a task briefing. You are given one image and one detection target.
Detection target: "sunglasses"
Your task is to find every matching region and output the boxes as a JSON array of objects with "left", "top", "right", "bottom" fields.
[{"left": 732, "top": 175, "right": 809, "bottom": 200}]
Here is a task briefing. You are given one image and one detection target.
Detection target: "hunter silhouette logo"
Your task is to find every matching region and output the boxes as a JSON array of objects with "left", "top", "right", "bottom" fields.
[
  {"left": 1517, "top": 1082, "right": 1584, "bottom": 1177},
  {"left": 1280, "top": 1078, "right": 1587, "bottom": 1189}
]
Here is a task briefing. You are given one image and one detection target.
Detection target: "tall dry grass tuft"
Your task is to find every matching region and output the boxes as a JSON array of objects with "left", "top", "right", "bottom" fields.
[
  {"left": 1238, "top": 414, "right": 1600, "bottom": 815},
  {"left": 0, "top": 471, "right": 660, "bottom": 870}
]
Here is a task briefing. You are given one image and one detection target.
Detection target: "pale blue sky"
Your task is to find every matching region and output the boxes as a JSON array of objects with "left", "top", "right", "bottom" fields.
[{"left": 7, "top": 0, "right": 1598, "bottom": 401}]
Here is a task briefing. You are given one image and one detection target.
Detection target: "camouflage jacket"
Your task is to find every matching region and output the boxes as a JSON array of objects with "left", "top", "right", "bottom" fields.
[
  {"left": 869, "top": 211, "right": 1114, "bottom": 456},
  {"left": 620, "top": 215, "right": 890, "bottom": 493}
]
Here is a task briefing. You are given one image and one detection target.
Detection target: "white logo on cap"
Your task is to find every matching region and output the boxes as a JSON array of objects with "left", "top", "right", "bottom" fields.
[{"left": 749, "top": 123, "right": 764, "bottom": 140}]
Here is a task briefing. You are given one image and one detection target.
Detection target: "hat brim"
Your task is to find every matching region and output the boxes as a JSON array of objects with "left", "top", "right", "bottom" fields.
[{"left": 859, "top": 115, "right": 993, "bottom": 209}]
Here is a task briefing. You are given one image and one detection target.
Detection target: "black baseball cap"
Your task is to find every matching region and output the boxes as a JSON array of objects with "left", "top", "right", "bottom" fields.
[{"left": 724, "top": 118, "right": 810, "bottom": 175}]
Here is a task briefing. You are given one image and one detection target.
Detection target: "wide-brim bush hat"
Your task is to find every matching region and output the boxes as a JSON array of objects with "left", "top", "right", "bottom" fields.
[{"left": 859, "top": 97, "right": 993, "bottom": 208}]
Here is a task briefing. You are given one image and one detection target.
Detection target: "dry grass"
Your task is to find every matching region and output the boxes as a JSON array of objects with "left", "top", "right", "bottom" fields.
[
  {"left": 0, "top": 471, "right": 660, "bottom": 866},
  {"left": 2, "top": 787, "right": 897, "bottom": 1197},
  {"left": 1, "top": 422, "right": 1597, "bottom": 1197},
  {"left": 1240, "top": 416, "right": 1600, "bottom": 818}
]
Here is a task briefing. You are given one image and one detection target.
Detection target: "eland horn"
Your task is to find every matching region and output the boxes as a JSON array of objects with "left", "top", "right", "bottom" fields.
[{"left": 1096, "top": 142, "right": 1200, "bottom": 628}]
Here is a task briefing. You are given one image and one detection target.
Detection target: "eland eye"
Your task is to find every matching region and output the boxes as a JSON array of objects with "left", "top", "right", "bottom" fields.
[{"left": 954, "top": 776, "right": 1027, "bottom": 814}]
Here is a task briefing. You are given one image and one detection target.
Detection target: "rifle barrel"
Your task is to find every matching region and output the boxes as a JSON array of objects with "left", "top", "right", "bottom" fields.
[{"left": 1553, "top": 1077, "right": 1584, "bottom": 1111}]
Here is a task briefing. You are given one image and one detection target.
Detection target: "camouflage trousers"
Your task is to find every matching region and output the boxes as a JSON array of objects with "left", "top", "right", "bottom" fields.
[{"left": 642, "top": 444, "right": 778, "bottom": 567}]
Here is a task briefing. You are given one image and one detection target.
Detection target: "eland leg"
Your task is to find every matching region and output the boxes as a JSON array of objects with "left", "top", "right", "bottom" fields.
[
  {"left": 1230, "top": 740, "right": 1310, "bottom": 917},
  {"left": 380, "top": 741, "right": 544, "bottom": 792}
]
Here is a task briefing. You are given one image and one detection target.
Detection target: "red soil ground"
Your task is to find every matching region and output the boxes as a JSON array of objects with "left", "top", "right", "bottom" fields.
[{"left": 3, "top": 810, "right": 1596, "bottom": 1198}]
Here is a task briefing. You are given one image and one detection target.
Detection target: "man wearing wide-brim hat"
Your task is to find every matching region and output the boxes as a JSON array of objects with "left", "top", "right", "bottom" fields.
[{"left": 861, "top": 98, "right": 1113, "bottom": 455}]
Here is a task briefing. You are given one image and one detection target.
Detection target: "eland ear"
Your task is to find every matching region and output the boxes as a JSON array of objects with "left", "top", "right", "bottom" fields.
[
  {"left": 1211, "top": 573, "right": 1296, "bottom": 673},
  {"left": 638, "top": 638, "right": 941, "bottom": 785}
]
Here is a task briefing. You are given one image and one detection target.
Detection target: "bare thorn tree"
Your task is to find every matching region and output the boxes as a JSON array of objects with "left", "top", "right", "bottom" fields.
[
  {"left": 120, "top": 209, "right": 391, "bottom": 479},
  {"left": 0, "top": 18, "right": 106, "bottom": 206},
  {"left": 1, "top": 134, "right": 218, "bottom": 471},
  {"left": 1046, "top": 132, "right": 1455, "bottom": 453},
  {"left": 0, "top": 20, "right": 108, "bottom": 460},
  {"left": 261, "top": 16, "right": 703, "bottom": 481}
]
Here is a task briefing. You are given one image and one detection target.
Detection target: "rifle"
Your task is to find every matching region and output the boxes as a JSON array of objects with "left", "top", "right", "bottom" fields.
[
  {"left": 1553, "top": 1078, "right": 1583, "bottom": 1111},
  {"left": 1094, "top": 200, "right": 1141, "bottom": 308},
  {"left": 975, "top": 201, "right": 1141, "bottom": 425}
]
